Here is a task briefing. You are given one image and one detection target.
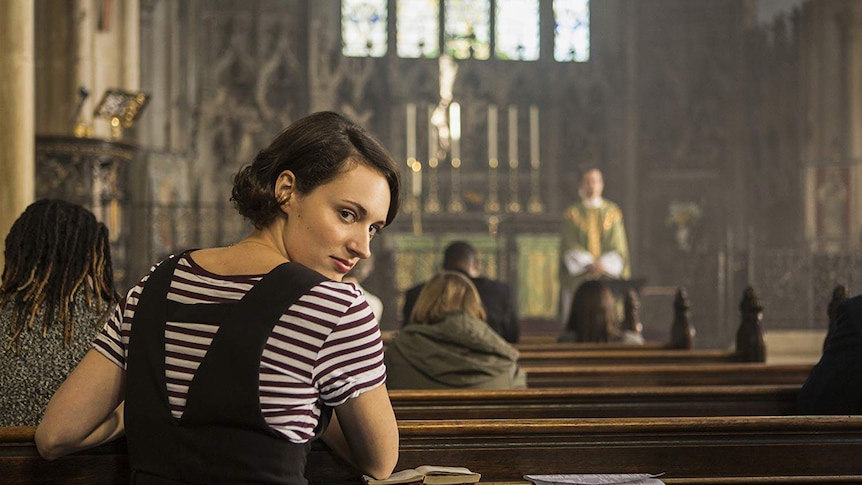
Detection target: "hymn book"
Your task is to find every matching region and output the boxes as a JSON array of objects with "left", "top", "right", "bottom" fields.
[{"left": 363, "top": 465, "right": 481, "bottom": 485}]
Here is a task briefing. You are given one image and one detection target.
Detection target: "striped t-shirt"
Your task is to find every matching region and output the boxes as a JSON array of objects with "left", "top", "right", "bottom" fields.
[{"left": 94, "top": 253, "right": 386, "bottom": 443}]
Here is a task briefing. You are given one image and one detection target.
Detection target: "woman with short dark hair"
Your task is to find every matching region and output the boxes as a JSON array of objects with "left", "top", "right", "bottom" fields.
[{"left": 36, "top": 112, "right": 402, "bottom": 483}]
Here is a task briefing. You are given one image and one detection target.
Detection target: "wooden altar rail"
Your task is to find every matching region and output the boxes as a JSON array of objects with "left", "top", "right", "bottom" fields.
[
  {"left": 389, "top": 384, "right": 801, "bottom": 420},
  {"left": 4, "top": 416, "right": 862, "bottom": 484},
  {"left": 522, "top": 362, "right": 814, "bottom": 388}
]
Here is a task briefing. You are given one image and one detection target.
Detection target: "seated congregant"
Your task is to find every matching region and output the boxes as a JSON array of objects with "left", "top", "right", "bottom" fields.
[
  {"left": 0, "top": 199, "right": 120, "bottom": 425},
  {"left": 385, "top": 271, "right": 526, "bottom": 390},
  {"left": 797, "top": 293, "right": 862, "bottom": 414},
  {"left": 558, "top": 280, "right": 624, "bottom": 343},
  {"left": 402, "top": 240, "right": 519, "bottom": 343}
]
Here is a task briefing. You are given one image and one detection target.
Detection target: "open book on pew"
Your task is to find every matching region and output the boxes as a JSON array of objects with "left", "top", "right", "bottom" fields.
[
  {"left": 524, "top": 473, "right": 665, "bottom": 485},
  {"left": 363, "top": 465, "right": 481, "bottom": 485}
]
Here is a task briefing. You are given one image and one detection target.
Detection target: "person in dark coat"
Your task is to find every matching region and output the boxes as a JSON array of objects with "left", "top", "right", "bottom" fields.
[
  {"left": 402, "top": 240, "right": 519, "bottom": 343},
  {"left": 798, "top": 293, "right": 862, "bottom": 414}
]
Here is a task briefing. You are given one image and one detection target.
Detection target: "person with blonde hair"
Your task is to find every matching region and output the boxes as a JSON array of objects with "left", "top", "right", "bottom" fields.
[{"left": 385, "top": 271, "right": 525, "bottom": 390}]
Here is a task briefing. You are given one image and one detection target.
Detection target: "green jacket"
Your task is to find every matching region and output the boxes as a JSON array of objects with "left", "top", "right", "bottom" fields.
[{"left": 384, "top": 311, "right": 526, "bottom": 390}]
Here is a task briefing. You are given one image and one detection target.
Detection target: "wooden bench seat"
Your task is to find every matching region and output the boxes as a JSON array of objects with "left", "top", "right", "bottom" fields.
[
  {"left": 389, "top": 384, "right": 800, "bottom": 419},
  {"left": 5, "top": 416, "right": 862, "bottom": 484}
]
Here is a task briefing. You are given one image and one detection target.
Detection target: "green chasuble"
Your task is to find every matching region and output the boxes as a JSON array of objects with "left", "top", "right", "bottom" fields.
[{"left": 560, "top": 198, "right": 631, "bottom": 292}]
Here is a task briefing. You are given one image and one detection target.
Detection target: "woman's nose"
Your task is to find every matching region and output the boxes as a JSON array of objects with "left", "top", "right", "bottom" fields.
[{"left": 348, "top": 231, "right": 372, "bottom": 259}]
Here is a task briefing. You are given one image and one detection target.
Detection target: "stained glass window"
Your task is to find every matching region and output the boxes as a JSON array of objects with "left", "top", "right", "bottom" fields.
[
  {"left": 342, "top": 0, "right": 388, "bottom": 57},
  {"left": 397, "top": 0, "right": 440, "bottom": 58},
  {"left": 554, "top": 0, "right": 590, "bottom": 62},
  {"left": 444, "top": 0, "right": 490, "bottom": 60},
  {"left": 495, "top": 0, "right": 539, "bottom": 60}
]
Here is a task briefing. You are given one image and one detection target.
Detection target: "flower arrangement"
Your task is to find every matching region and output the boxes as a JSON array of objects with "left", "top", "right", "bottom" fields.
[{"left": 666, "top": 201, "right": 702, "bottom": 228}]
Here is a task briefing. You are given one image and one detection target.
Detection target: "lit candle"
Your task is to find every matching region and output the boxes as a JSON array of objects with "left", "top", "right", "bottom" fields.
[
  {"left": 449, "top": 102, "right": 461, "bottom": 161},
  {"left": 508, "top": 105, "right": 518, "bottom": 167},
  {"left": 530, "top": 104, "right": 539, "bottom": 168},
  {"left": 488, "top": 104, "right": 498, "bottom": 163},
  {"left": 406, "top": 103, "right": 416, "bottom": 161}
]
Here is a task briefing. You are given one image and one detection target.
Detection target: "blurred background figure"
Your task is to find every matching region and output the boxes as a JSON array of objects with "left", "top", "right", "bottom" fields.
[
  {"left": 387, "top": 271, "right": 525, "bottom": 390},
  {"left": 560, "top": 167, "right": 630, "bottom": 326},
  {"left": 558, "top": 280, "right": 620, "bottom": 343},
  {"left": 798, "top": 293, "right": 862, "bottom": 414},
  {"left": 0, "top": 199, "right": 119, "bottom": 425},
  {"left": 345, "top": 254, "right": 383, "bottom": 321}
]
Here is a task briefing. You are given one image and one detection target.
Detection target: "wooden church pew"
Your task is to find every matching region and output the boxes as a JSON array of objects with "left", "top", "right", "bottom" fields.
[
  {"left": 523, "top": 362, "right": 813, "bottom": 388},
  {"left": 517, "top": 284, "right": 847, "bottom": 366},
  {"left": 388, "top": 384, "right": 800, "bottom": 420},
  {"left": 517, "top": 348, "right": 754, "bottom": 366},
  {"left": 6, "top": 415, "right": 862, "bottom": 484},
  {"left": 517, "top": 285, "right": 776, "bottom": 364}
]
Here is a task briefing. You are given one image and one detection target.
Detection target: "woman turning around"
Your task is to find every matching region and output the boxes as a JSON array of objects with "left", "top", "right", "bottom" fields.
[
  {"left": 385, "top": 271, "right": 525, "bottom": 390},
  {"left": 36, "top": 112, "right": 401, "bottom": 483}
]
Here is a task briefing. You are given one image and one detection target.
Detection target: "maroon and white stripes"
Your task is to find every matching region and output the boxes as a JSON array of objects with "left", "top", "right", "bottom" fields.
[{"left": 94, "top": 255, "right": 386, "bottom": 443}]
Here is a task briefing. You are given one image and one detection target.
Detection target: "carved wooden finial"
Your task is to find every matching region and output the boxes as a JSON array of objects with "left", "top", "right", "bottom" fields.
[
  {"left": 671, "top": 287, "right": 695, "bottom": 349},
  {"left": 740, "top": 286, "right": 764, "bottom": 315},
  {"left": 736, "top": 285, "right": 766, "bottom": 362}
]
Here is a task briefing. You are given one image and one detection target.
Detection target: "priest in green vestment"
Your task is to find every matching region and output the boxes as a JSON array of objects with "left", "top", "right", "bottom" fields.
[{"left": 560, "top": 167, "right": 631, "bottom": 325}]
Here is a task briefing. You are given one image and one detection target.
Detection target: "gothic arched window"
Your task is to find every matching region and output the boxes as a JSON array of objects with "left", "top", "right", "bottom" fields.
[
  {"left": 342, "top": 0, "right": 590, "bottom": 62},
  {"left": 554, "top": 0, "right": 590, "bottom": 62},
  {"left": 397, "top": 0, "right": 440, "bottom": 58},
  {"left": 342, "top": 0, "right": 388, "bottom": 57},
  {"left": 495, "top": 0, "right": 540, "bottom": 60}
]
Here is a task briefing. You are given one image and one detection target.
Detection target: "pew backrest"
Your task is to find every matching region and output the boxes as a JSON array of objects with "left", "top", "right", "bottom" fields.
[
  {"left": 389, "top": 385, "right": 800, "bottom": 419},
  {"left": 523, "top": 363, "right": 813, "bottom": 388}
]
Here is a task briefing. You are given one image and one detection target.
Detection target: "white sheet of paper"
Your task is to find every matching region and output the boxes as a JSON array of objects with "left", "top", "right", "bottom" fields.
[{"left": 524, "top": 473, "right": 665, "bottom": 485}]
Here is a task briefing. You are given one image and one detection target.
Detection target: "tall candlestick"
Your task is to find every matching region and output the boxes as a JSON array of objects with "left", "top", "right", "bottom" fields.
[
  {"left": 428, "top": 105, "right": 437, "bottom": 162},
  {"left": 406, "top": 103, "right": 416, "bottom": 161},
  {"left": 529, "top": 105, "right": 539, "bottom": 168},
  {"left": 449, "top": 102, "right": 461, "bottom": 161},
  {"left": 412, "top": 161, "right": 422, "bottom": 197},
  {"left": 488, "top": 104, "right": 498, "bottom": 163},
  {"left": 508, "top": 105, "right": 518, "bottom": 167}
]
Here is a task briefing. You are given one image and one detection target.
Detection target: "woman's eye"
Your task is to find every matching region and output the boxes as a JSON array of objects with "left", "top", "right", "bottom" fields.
[
  {"left": 369, "top": 225, "right": 381, "bottom": 237},
  {"left": 340, "top": 210, "right": 356, "bottom": 222}
]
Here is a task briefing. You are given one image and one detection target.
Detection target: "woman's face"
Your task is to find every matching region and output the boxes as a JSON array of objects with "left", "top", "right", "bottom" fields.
[{"left": 281, "top": 163, "right": 391, "bottom": 281}]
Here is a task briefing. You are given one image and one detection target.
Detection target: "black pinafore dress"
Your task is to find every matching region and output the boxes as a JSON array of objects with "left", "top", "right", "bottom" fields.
[{"left": 125, "top": 253, "right": 329, "bottom": 484}]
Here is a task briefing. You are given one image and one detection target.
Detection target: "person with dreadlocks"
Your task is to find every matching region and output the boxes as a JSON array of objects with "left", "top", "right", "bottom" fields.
[{"left": 0, "top": 198, "right": 119, "bottom": 425}]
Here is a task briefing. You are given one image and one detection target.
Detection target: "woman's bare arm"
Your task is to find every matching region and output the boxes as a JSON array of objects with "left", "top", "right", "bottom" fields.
[
  {"left": 321, "top": 384, "right": 399, "bottom": 479},
  {"left": 35, "top": 349, "right": 126, "bottom": 460}
]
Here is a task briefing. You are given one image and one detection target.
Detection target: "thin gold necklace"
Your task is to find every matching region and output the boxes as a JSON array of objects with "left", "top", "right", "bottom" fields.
[{"left": 237, "top": 239, "right": 272, "bottom": 248}]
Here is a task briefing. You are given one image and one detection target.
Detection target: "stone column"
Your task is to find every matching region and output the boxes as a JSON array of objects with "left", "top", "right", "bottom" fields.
[
  {"left": 0, "top": 0, "right": 35, "bottom": 271},
  {"left": 848, "top": 2, "right": 862, "bottom": 245}
]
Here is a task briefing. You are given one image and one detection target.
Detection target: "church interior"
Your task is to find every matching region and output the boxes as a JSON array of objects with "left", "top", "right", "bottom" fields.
[{"left": 2, "top": 0, "right": 860, "bottom": 355}]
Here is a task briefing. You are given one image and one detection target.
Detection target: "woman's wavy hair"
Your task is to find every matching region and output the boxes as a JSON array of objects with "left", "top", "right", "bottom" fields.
[
  {"left": 231, "top": 111, "right": 401, "bottom": 229},
  {"left": 0, "top": 199, "right": 120, "bottom": 353},
  {"left": 409, "top": 271, "right": 487, "bottom": 325}
]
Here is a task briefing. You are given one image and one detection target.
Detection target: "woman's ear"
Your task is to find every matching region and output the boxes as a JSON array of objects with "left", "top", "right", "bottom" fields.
[{"left": 275, "top": 170, "right": 297, "bottom": 211}]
